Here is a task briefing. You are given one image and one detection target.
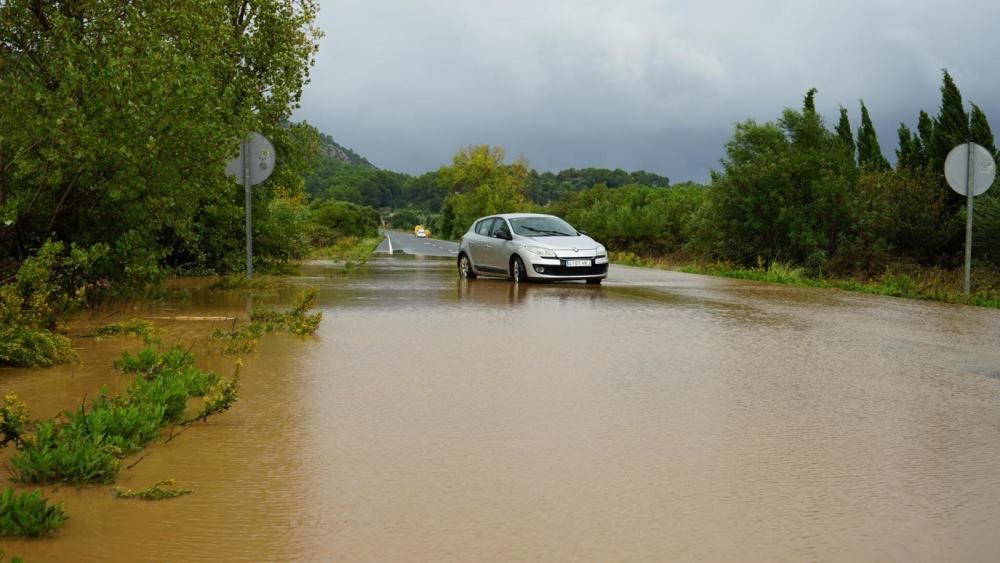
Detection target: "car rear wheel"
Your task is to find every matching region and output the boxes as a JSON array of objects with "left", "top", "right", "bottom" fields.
[
  {"left": 510, "top": 256, "right": 526, "bottom": 283},
  {"left": 458, "top": 254, "right": 477, "bottom": 279}
]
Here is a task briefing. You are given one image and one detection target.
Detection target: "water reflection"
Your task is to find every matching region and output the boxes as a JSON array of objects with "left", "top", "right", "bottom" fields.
[{"left": 455, "top": 278, "right": 606, "bottom": 306}]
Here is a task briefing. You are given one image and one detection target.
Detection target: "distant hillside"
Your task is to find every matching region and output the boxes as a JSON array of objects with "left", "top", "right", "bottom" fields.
[{"left": 319, "top": 133, "right": 374, "bottom": 168}]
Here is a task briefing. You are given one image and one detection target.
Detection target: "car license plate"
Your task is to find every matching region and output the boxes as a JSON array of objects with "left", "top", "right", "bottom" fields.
[{"left": 566, "top": 259, "right": 591, "bottom": 267}]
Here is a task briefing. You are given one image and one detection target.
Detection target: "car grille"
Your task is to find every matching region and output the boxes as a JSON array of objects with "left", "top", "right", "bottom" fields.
[{"left": 539, "top": 262, "right": 608, "bottom": 276}]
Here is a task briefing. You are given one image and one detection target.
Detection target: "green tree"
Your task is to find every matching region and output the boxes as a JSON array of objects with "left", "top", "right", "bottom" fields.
[
  {"left": 803, "top": 88, "right": 818, "bottom": 114},
  {"left": 930, "top": 69, "right": 969, "bottom": 169},
  {"left": 969, "top": 103, "right": 997, "bottom": 156},
  {"left": 836, "top": 106, "right": 856, "bottom": 160},
  {"left": 437, "top": 146, "right": 532, "bottom": 238},
  {"left": 710, "top": 101, "right": 856, "bottom": 268},
  {"left": 857, "top": 101, "right": 890, "bottom": 170},
  {"left": 895, "top": 123, "right": 919, "bottom": 171},
  {"left": 0, "top": 0, "right": 321, "bottom": 281},
  {"left": 915, "top": 110, "right": 934, "bottom": 167}
]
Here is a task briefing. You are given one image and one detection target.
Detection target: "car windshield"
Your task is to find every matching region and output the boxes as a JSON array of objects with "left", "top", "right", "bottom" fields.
[{"left": 509, "top": 216, "right": 578, "bottom": 237}]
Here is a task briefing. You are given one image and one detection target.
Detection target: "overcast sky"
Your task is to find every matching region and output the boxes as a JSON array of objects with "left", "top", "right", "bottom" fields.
[{"left": 293, "top": 0, "right": 1000, "bottom": 182}]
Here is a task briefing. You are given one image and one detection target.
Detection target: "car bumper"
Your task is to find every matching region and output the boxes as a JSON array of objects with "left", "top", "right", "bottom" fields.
[{"left": 522, "top": 255, "right": 608, "bottom": 280}]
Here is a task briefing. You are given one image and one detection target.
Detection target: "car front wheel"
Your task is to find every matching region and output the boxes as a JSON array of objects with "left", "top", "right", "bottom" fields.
[{"left": 510, "top": 255, "right": 526, "bottom": 283}]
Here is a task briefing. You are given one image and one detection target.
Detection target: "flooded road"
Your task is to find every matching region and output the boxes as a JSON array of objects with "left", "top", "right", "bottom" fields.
[{"left": 3, "top": 256, "right": 1000, "bottom": 561}]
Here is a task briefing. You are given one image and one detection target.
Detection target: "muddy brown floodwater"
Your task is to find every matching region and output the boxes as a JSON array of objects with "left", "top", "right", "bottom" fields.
[{"left": 2, "top": 255, "right": 1000, "bottom": 562}]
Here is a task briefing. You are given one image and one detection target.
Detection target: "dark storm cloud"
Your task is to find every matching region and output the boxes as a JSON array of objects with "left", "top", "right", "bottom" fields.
[{"left": 294, "top": 0, "right": 1000, "bottom": 181}]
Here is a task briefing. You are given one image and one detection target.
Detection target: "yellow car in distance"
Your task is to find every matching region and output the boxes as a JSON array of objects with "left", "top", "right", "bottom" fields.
[{"left": 414, "top": 225, "right": 428, "bottom": 238}]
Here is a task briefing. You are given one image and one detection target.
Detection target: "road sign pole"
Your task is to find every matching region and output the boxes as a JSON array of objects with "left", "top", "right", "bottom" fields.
[
  {"left": 964, "top": 141, "right": 974, "bottom": 295},
  {"left": 244, "top": 139, "right": 253, "bottom": 280},
  {"left": 225, "top": 132, "right": 275, "bottom": 281}
]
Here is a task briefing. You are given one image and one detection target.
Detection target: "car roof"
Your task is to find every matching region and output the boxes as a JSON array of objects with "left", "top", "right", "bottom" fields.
[{"left": 489, "top": 213, "right": 556, "bottom": 220}]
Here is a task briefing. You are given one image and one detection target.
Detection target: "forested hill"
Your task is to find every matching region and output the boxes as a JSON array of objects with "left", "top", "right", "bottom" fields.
[{"left": 319, "top": 133, "right": 374, "bottom": 168}]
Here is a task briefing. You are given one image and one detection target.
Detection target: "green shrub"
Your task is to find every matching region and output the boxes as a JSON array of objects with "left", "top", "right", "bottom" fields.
[
  {"left": 0, "top": 489, "right": 67, "bottom": 537},
  {"left": 11, "top": 422, "right": 121, "bottom": 485},
  {"left": 0, "top": 394, "right": 31, "bottom": 448},
  {"left": 0, "top": 325, "right": 77, "bottom": 368}
]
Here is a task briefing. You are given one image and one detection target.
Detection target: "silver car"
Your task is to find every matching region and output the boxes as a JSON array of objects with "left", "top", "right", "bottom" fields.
[{"left": 457, "top": 213, "right": 608, "bottom": 284}]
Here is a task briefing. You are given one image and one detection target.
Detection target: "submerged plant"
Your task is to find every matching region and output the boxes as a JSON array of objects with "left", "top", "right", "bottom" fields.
[
  {"left": 187, "top": 366, "right": 240, "bottom": 424},
  {"left": 113, "top": 479, "right": 192, "bottom": 501},
  {"left": 250, "top": 288, "right": 322, "bottom": 336},
  {"left": 10, "top": 346, "right": 225, "bottom": 485},
  {"left": 86, "top": 319, "right": 157, "bottom": 343},
  {"left": 212, "top": 322, "right": 266, "bottom": 355},
  {"left": 0, "top": 488, "right": 67, "bottom": 537}
]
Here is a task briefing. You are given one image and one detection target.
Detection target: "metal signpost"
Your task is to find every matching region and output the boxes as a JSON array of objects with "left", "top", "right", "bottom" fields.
[
  {"left": 226, "top": 132, "right": 276, "bottom": 279},
  {"left": 944, "top": 142, "right": 996, "bottom": 295}
]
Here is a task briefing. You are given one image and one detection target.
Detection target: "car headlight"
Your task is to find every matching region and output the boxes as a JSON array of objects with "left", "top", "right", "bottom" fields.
[
  {"left": 524, "top": 246, "right": 557, "bottom": 258},
  {"left": 596, "top": 245, "right": 606, "bottom": 256}
]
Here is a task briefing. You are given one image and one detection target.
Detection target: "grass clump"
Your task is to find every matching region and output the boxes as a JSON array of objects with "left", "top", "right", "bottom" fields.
[
  {"left": 9, "top": 346, "right": 234, "bottom": 485},
  {"left": 614, "top": 253, "right": 1000, "bottom": 309},
  {"left": 86, "top": 319, "right": 157, "bottom": 341},
  {"left": 113, "top": 479, "right": 192, "bottom": 501},
  {"left": 209, "top": 275, "right": 278, "bottom": 291},
  {"left": 0, "top": 488, "right": 67, "bottom": 537}
]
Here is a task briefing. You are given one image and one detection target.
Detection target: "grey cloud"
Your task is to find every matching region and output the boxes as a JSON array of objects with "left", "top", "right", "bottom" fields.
[{"left": 295, "top": 0, "right": 1000, "bottom": 182}]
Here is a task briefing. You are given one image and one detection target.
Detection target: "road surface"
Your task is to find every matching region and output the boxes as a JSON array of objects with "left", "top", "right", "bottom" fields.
[{"left": 376, "top": 229, "right": 458, "bottom": 257}]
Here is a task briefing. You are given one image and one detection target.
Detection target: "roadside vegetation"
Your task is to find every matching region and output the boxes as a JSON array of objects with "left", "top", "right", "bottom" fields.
[{"left": 0, "top": 287, "right": 321, "bottom": 536}]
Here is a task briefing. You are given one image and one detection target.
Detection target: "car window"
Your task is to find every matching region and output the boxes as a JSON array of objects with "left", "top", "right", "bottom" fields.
[
  {"left": 489, "top": 218, "right": 510, "bottom": 238},
  {"left": 510, "top": 216, "right": 577, "bottom": 237},
  {"left": 475, "top": 218, "right": 494, "bottom": 235}
]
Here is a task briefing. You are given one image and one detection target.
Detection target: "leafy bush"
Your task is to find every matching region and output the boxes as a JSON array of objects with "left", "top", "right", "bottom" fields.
[
  {"left": 309, "top": 200, "right": 381, "bottom": 246},
  {"left": 0, "top": 489, "right": 68, "bottom": 537},
  {"left": 0, "top": 240, "right": 110, "bottom": 367},
  {"left": 553, "top": 183, "right": 708, "bottom": 256},
  {"left": 255, "top": 198, "right": 313, "bottom": 265},
  {"left": 0, "top": 395, "right": 30, "bottom": 448}
]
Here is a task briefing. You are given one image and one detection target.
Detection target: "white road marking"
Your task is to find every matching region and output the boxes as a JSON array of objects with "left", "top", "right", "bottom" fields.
[{"left": 386, "top": 234, "right": 393, "bottom": 254}]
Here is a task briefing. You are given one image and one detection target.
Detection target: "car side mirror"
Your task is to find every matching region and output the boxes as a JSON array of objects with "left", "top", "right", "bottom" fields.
[
  {"left": 577, "top": 230, "right": 587, "bottom": 236},
  {"left": 495, "top": 230, "right": 512, "bottom": 240}
]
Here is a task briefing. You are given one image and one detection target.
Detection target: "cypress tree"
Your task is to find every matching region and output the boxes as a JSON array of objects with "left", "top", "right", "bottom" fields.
[
  {"left": 969, "top": 103, "right": 997, "bottom": 156},
  {"left": 836, "top": 106, "right": 855, "bottom": 161},
  {"left": 896, "top": 123, "right": 916, "bottom": 171},
  {"left": 803, "top": 88, "right": 818, "bottom": 114},
  {"left": 917, "top": 110, "right": 934, "bottom": 149},
  {"left": 857, "top": 101, "right": 890, "bottom": 170},
  {"left": 930, "top": 69, "right": 969, "bottom": 168}
]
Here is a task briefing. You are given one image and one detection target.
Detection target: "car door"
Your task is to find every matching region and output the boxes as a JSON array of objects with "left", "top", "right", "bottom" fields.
[
  {"left": 466, "top": 218, "right": 495, "bottom": 268},
  {"left": 483, "top": 218, "right": 513, "bottom": 272}
]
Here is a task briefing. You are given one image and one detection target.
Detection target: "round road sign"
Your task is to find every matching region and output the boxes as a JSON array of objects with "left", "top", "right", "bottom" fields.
[{"left": 944, "top": 142, "right": 996, "bottom": 197}]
